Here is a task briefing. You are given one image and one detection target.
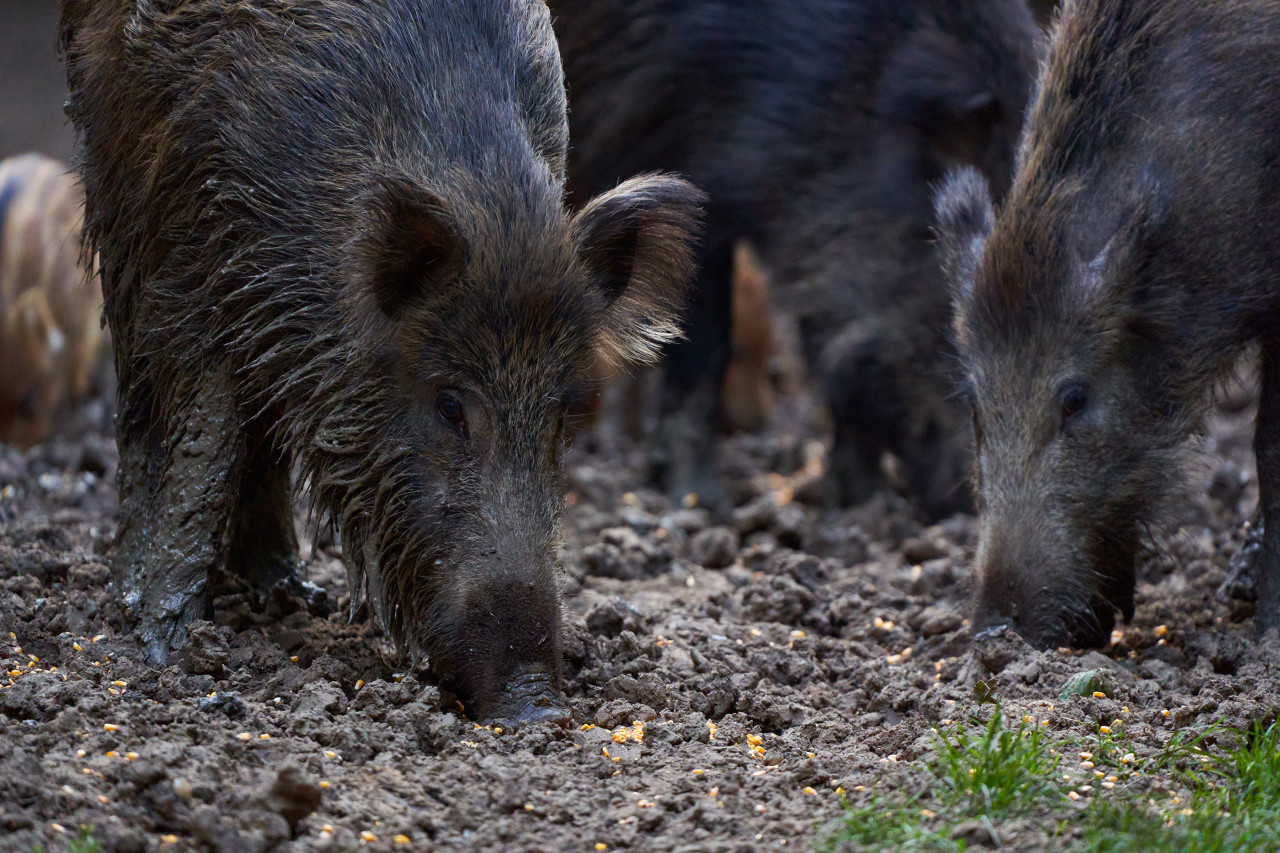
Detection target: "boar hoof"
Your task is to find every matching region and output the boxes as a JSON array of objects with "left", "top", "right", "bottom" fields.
[{"left": 1220, "top": 515, "right": 1262, "bottom": 604}]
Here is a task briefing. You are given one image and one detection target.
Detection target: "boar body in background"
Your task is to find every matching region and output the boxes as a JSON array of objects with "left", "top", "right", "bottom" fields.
[
  {"left": 60, "top": 0, "right": 702, "bottom": 723},
  {"left": 937, "top": 0, "right": 1280, "bottom": 647},
  {"left": 0, "top": 153, "right": 103, "bottom": 449},
  {"left": 552, "top": 0, "right": 1037, "bottom": 517}
]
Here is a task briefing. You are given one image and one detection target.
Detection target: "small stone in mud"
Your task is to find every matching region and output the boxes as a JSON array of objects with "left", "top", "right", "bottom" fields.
[
  {"left": 688, "top": 527, "right": 739, "bottom": 569},
  {"left": 1059, "top": 669, "right": 1116, "bottom": 701},
  {"left": 901, "top": 536, "right": 948, "bottom": 565},
  {"left": 262, "top": 764, "right": 323, "bottom": 833},
  {"left": 584, "top": 597, "right": 647, "bottom": 637},
  {"left": 915, "top": 604, "right": 963, "bottom": 638},
  {"left": 972, "top": 624, "right": 1031, "bottom": 675},
  {"left": 179, "top": 622, "right": 232, "bottom": 677},
  {"left": 197, "top": 691, "right": 246, "bottom": 718},
  {"left": 582, "top": 527, "right": 672, "bottom": 579}
]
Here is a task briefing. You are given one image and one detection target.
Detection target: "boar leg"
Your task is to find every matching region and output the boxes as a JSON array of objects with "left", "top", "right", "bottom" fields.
[
  {"left": 647, "top": 211, "right": 735, "bottom": 507},
  {"left": 225, "top": 422, "right": 300, "bottom": 590},
  {"left": 1251, "top": 341, "right": 1280, "bottom": 633},
  {"left": 115, "top": 369, "right": 244, "bottom": 664}
]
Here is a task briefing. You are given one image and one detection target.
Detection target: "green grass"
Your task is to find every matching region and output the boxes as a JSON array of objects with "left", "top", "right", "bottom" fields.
[
  {"left": 31, "top": 827, "right": 101, "bottom": 853},
  {"left": 1080, "top": 718, "right": 1280, "bottom": 853},
  {"left": 818, "top": 707, "right": 1067, "bottom": 851},
  {"left": 817, "top": 711, "right": 1280, "bottom": 853}
]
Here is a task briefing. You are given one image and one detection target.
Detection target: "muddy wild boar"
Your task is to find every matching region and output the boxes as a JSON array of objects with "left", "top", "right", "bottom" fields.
[
  {"left": 60, "top": 0, "right": 704, "bottom": 723},
  {"left": 552, "top": 0, "right": 1038, "bottom": 516},
  {"left": 0, "top": 153, "right": 103, "bottom": 449},
  {"left": 936, "top": 0, "right": 1280, "bottom": 647}
]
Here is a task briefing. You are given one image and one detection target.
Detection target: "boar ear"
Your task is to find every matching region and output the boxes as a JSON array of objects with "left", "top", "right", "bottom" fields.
[
  {"left": 355, "top": 173, "right": 464, "bottom": 320},
  {"left": 1080, "top": 166, "right": 1170, "bottom": 303},
  {"left": 876, "top": 29, "right": 1000, "bottom": 136},
  {"left": 933, "top": 167, "right": 994, "bottom": 305},
  {"left": 573, "top": 174, "right": 707, "bottom": 365}
]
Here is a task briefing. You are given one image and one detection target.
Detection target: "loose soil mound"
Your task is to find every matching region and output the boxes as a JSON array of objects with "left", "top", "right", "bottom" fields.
[{"left": 1, "top": 388, "right": 1277, "bottom": 852}]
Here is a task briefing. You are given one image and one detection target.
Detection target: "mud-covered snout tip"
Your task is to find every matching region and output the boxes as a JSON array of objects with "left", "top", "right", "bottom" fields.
[{"left": 479, "top": 668, "right": 570, "bottom": 728}]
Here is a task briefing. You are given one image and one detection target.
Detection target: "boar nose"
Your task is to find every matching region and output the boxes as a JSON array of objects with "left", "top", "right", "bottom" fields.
[{"left": 482, "top": 667, "right": 570, "bottom": 728}]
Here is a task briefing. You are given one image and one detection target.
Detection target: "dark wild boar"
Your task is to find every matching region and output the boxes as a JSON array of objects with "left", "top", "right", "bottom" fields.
[
  {"left": 0, "top": 153, "right": 104, "bottom": 449},
  {"left": 60, "top": 0, "right": 703, "bottom": 723},
  {"left": 937, "top": 0, "right": 1280, "bottom": 647},
  {"left": 552, "top": 0, "right": 1037, "bottom": 516}
]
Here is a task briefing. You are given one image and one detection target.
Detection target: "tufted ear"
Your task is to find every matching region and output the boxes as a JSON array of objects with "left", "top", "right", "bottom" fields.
[
  {"left": 1076, "top": 166, "right": 1170, "bottom": 306},
  {"left": 933, "top": 167, "right": 995, "bottom": 305},
  {"left": 353, "top": 173, "right": 464, "bottom": 319},
  {"left": 572, "top": 174, "right": 706, "bottom": 366}
]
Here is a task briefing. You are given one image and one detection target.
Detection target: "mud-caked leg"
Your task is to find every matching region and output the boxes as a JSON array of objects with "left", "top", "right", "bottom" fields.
[
  {"left": 114, "top": 370, "right": 245, "bottom": 664},
  {"left": 1250, "top": 341, "right": 1280, "bottom": 632}
]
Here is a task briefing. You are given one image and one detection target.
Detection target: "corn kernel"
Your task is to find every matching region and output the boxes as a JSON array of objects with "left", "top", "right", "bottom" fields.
[
  {"left": 320, "top": 781, "right": 332, "bottom": 789},
  {"left": 1161, "top": 709, "right": 1170, "bottom": 718},
  {"left": 103, "top": 723, "right": 118, "bottom": 731},
  {"left": 1092, "top": 691, "right": 1106, "bottom": 699},
  {"left": 73, "top": 643, "right": 82, "bottom": 652},
  {"left": 1099, "top": 726, "right": 1112, "bottom": 734},
  {"left": 1068, "top": 791, "right": 1081, "bottom": 800},
  {"left": 322, "top": 824, "right": 334, "bottom": 833},
  {"left": 361, "top": 831, "right": 377, "bottom": 842},
  {"left": 236, "top": 733, "right": 252, "bottom": 740},
  {"left": 259, "top": 734, "right": 271, "bottom": 740},
  {"left": 324, "top": 750, "right": 337, "bottom": 758},
  {"left": 394, "top": 835, "right": 411, "bottom": 844},
  {"left": 802, "top": 787, "right": 817, "bottom": 795},
  {"left": 290, "top": 656, "right": 299, "bottom": 663},
  {"left": 595, "top": 845, "right": 608, "bottom": 851},
  {"left": 1154, "top": 625, "right": 1168, "bottom": 637},
  {"left": 161, "top": 836, "right": 178, "bottom": 844},
  {"left": 355, "top": 679, "right": 365, "bottom": 690},
  {"left": 92, "top": 635, "right": 105, "bottom": 643}
]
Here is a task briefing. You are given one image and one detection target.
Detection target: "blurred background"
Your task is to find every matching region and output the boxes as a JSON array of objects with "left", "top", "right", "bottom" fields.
[{"left": 1, "top": 1, "right": 73, "bottom": 161}]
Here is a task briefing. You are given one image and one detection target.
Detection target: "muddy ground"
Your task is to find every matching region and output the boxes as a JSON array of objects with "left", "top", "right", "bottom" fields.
[{"left": 1, "top": 370, "right": 1277, "bottom": 853}]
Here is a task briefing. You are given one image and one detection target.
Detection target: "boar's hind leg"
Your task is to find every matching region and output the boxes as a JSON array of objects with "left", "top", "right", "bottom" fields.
[
  {"left": 224, "top": 422, "right": 300, "bottom": 591},
  {"left": 1250, "top": 340, "right": 1280, "bottom": 633},
  {"left": 115, "top": 370, "right": 245, "bottom": 665}
]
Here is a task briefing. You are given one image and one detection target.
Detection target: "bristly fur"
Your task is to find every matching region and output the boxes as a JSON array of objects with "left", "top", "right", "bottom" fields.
[
  {"left": 59, "top": 0, "right": 703, "bottom": 718},
  {"left": 934, "top": 0, "right": 1280, "bottom": 647}
]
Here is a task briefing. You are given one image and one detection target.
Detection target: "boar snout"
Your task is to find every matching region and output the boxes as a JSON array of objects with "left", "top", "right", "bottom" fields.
[{"left": 484, "top": 667, "right": 571, "bottom": 727}]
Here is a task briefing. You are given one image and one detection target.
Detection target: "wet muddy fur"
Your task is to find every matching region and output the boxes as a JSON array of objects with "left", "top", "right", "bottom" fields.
[
  {"left": 59, "top": 0, "right": 703, "bottom": 721},
  {"left": 937, "top": 0, "right": 1280, "bottom": 646}
]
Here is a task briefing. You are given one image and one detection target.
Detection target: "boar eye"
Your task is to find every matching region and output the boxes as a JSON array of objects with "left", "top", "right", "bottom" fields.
[
  {"left": 436, "top": 391, "right": 467, "bottom": 435},
  {"left": 1059, "top": 384, "right": 1087, "bottom": 426}
]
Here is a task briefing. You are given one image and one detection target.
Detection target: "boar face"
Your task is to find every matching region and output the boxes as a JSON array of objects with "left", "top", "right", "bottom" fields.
[
  {"left": 936, "top": 167, "right": 1180, "bottom": 648},
  {"left": 336, "top": 171, "right": 703, "bottom": 722}
]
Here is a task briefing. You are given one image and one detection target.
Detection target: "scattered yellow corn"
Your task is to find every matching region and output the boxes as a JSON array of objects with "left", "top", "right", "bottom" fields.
[{"left": 103, "top": 724, "right": 118, "bottom": 731}]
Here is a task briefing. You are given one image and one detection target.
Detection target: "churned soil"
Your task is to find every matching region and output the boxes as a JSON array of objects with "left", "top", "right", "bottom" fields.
[{"left": 1, "top": 379, "right": 1278, "bottom": 853}]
